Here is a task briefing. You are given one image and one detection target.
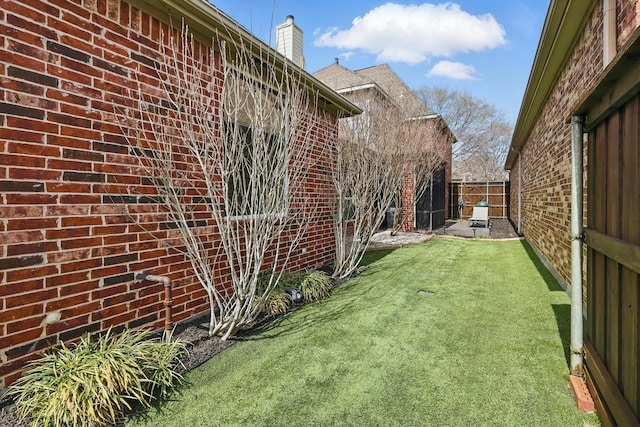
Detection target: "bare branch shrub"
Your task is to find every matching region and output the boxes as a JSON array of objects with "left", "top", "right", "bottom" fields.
[
  {"left": 390, "top": 116, "right": 451, "bottom": 234},
  {"left": 331, "top": 98, "right": 411, "bottom": 279},
  {"left": 126, "top": 24, "right": 327, "bottom": 339},
  {"left": 331, "top": 90, "right": 451, "bottom": 278}
]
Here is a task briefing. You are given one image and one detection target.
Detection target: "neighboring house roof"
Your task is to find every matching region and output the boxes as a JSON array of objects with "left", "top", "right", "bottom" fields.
[
  {"left": 146, "top": 0, "right": 362, "bottom": 118},
  {"left": 355, "top": 64, "right": 429, "bottom": 116},
  {"left": 313, "top": 61, "right": 372, "bottom": 90},
  {"left": 314, "top": 61, "right": 456, "bottom": 148},
  {"left": 313, "top": 61, "right": 430, "bottom": 118},
  {"left": 504, "top": 1, "right": 596, "bottom": 169}
]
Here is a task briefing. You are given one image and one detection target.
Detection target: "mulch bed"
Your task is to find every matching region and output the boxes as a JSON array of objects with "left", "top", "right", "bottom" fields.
[
  {"left": 0, "top": 402, "right": 22, "bottom": 427},
  {"left": 489, "top": 218, "right": 521, "bottom": 239}
]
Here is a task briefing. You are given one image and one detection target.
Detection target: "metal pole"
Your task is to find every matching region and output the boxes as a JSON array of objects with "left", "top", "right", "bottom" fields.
[
  {"left": 136, "top": 273, "right": 174, "bottom": 336},
  {"left": 429, "top": 176, "right": 433, "bottom": 231},
  {"left": 570, "top": 115, "right": 585, "bottom": 375},
  {"left": 486, "top": 180, "right": 489, "bottom": 205},
  {"left": 517, "top": 152, "right": 522, "bottom": 234}
]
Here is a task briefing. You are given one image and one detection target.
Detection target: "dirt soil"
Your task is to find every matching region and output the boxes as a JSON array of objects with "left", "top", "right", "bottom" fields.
[{"left": 489, "top": 218, "right": 520, "bottom": 239}]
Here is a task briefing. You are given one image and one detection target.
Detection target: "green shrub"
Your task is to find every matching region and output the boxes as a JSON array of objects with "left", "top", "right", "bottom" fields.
[
  {"left": 255, "top": 270, "right": 333, "bottom": 315},
  {"left": 299, "top": 270, "right": 333, "bottom": 302},
  {"left": 277, "top": 271, "right": 305, "bottom": 291},
  {"left": 256, "top": 271, "right": 302, "bottom": 315},
  {"left": 263, "top": 291, "right": 293, "bottom": 316},
  {"left": 8, "top": 328, "right": 186, "bottom": 427}
]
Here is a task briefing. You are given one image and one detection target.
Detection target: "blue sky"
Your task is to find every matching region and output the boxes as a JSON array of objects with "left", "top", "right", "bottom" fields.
[{"left": 209, "top": 1, "right": 549, "bottom": 125}]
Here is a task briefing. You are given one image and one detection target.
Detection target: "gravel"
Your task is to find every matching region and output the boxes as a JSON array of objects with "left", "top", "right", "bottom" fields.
[{"left": 489, "top": 218, "right": 521, "bottom": 239}]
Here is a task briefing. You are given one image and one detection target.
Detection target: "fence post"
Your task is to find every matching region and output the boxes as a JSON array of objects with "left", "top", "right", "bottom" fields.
[
  {"left": 503, "top": 181, "right": 506, "bottom": 218},
  {"left": 486, "top": 181, "right": 489, "bottom": 216}
]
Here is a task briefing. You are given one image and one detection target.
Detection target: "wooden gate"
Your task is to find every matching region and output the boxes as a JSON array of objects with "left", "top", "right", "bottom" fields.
[
  {"left": 449, "top": 181, "right": 510, "bottom": 219},
  {"left": 583, "top": 92, "right": 640, "bottom": 426}
]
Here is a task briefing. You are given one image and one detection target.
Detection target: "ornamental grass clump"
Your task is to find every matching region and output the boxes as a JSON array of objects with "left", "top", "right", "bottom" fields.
[
  {"left": 263, "top": 291, "right": 293, "bottom": 316},
  {"left": 255, "top": 270, "right": 334, "bottom": 317},
  {"left": 8, "top": 328, "right": 186, "bottom": 427},
  {"left": 299, "top": 270, "right": 333, "bottom": 302},
  {"left": 255, "top": 272, "right": 294, "bottom": 316}
]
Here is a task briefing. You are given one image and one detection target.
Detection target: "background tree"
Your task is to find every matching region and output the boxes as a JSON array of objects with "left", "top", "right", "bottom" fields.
[
  {"left": 331, "top": 98, "right": 403, "bottom": 279},
  {"left": 390, "top": 115, "right": 451, "bottom": 234},
  {"left": 331, "top": 97, "right": 447, "bottom": 278},
  {"left": 127, "top": 25, "right": 326, "bottom": 339},
  {"left": 415, "top": 86, "right": 511, "bottom": 181}
]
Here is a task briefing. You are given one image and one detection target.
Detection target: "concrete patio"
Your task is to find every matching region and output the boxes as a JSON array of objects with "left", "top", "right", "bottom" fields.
[
  {"left": 438, "top": 219, "right": 491, "bottom": 238},
  {"left": 368, "top": 218, "right": 520, "bottom": 251}
]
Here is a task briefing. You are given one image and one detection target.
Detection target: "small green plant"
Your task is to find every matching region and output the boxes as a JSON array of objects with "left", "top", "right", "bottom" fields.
[
  {"left": 263, "top": 291, "right": 293, "bottom": 316},
  {"left": 256, "top": 272, "right": 294, "bottom": 316},
  {"left": 255, "top": 270, "right": 333, "bottom": 315},
  {"left": 299, "top": 270, "right": 333, "bottom": 302},
  {"left": 8, "top": 328, "right": 186, "bottom": 427},
  {"left": 276, "top": 271, "right": 305, "bottom": 291}
]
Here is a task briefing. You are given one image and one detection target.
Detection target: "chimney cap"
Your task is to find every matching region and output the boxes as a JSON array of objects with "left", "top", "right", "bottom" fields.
[
  {"left": 334, "top": 57, "right": 339, "bottom": 64},
  {"left": 286, "top": 15, "right": 294, "bottom": 23}
]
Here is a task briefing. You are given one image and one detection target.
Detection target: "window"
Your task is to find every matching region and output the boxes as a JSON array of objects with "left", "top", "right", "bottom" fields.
[{"left": 224, "top": 122, "right": 288, "bottom": 218}]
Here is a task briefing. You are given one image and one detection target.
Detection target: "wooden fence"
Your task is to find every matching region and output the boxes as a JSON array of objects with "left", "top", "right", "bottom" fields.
[
  {"left": 583, "top": 91, "right": 640, "bottom": 426},
  {"left": 449, "top": 181, "right": 510, "bottom": 219}
]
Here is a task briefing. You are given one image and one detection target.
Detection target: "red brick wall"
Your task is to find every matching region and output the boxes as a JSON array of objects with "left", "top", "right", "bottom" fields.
[
  {"left": 0, "top": 0, "right": 338, "bottom": 388},
  {"left": 509, "top": 0, "right": 640, "bottom": 286},
  {"left": 618, "top": 0, "right": 640, "bottom": 44},
  {"left": 400, "top": 171, "right": 414, "bottom": 231}
]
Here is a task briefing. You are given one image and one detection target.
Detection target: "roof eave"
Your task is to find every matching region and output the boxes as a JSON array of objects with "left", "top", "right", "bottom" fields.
[
  {"left": 504, "top": 0, "right": 596, "bottom": 169},
  {"left": 135, "top": 0, "right": 362, "bottom": 117}
]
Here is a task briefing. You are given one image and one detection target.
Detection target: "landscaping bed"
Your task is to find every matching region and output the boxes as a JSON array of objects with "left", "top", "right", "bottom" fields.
[{"left": 2, "top": 235, "right": 596, "bottom": 427}]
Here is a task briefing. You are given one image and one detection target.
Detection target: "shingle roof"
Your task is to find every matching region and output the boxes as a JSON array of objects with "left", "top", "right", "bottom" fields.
[
  {"left": 312, "top": 61, "right": 371, "bottom": 91},
  {"left": 355, "top": 64, "right": 429, "bottom": 116},
  {"left": 313, "top": 61, "right": 430, "bottom": 118}
]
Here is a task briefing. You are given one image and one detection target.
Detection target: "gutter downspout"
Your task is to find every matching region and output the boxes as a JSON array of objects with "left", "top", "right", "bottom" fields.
[
  {"left": 136, "top": 273, "right": 174, "bottom": 336},
  {"left": 602, "top": 0, "right": 617, "bottom": 67},
  {"left": 517, "top": 153, "right": 522, "bottom": 234},
  {"left": 570, "top": 115, "right": 585, "bottom": 375}
]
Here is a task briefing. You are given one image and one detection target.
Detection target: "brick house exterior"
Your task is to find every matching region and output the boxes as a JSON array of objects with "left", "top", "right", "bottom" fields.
[
  {"left": 506, "top": 1, "right": 620, "bottom": 287},
  {"left": 314, "top": 61, "right": 455, "bottom": 232},
  {"left": 0, "top": 0, "right": 360, "bottom": 388},
  {"left": 506, "top": 1, "right": 640, "bottom": 423}
]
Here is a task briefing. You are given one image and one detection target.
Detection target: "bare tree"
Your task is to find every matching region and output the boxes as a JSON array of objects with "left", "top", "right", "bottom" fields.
[
  {"left": 126, "top": 24, "right": 327, "bottom": 339},
  {"left": 331, "top": 110, "right": 401, "bottom": 279},
  {"left": 415, "top": 86, "right": 511, "bottom": 181},
  {"left": 390, "top": 115, "right": 451, "bottom": 234},
  {"left": 331, "top": 97, "right": 446, "bottom": 278}
]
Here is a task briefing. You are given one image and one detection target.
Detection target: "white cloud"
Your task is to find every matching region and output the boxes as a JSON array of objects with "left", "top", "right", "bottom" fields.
[
  {"left": 427, "top": 60, "right": 477, "bottom": 79},
  {"left": 339, "top": 51, "right": 355, "bottom": 61},
  {"left": 314, "top": 2, "right": 506, "bottom": 64}
]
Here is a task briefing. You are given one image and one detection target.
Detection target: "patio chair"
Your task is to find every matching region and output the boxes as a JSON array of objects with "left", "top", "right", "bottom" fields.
[{"left": 468, "top": 206, "right": 489, "bottom": 228}]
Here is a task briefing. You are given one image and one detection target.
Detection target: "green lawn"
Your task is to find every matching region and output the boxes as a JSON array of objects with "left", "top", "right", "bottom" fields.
[{"left": 128, "top": 237, "right": 600, "bottom": 426}]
